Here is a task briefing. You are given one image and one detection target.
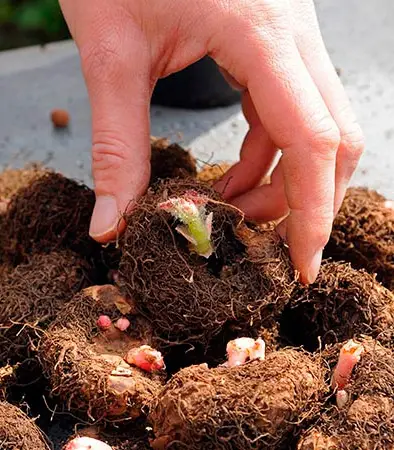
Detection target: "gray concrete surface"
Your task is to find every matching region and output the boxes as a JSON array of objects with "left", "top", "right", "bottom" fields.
[{"left": 0, "top": 0, "right": 393, "bottom": 198}]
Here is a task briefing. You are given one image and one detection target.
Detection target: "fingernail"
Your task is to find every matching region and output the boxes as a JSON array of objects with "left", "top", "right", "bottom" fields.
[
  {"left": 305, "top": 249, "right": 323, "bottom": 285},
  {"left": 89, "top": 195, "right": 119, "bottom": 240}
]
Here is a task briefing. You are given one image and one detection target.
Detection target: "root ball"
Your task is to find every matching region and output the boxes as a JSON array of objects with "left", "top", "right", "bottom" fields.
[
  {"left": 325, "top": 187, "right": 394, "bottom": 291},
  {"left": 150, "top": 137, "right": 197, "bottom": 184},
  {"left": 0, "top": 166, "right": 118, "bottom": 269},
  {"left": 0, "top": 250, "right": 92, "bottom": 362},
  {"left": 119, "top": 179, "right": 294, "bottom": 348},
  {"left": 150, "top": 349, "right": 327, "bottom": 449},
  {"left": 0, "top": 401, "right": 49, "bottom": 450},
  {"left": 280, "top": 262, "right": 394, "bottom": 350},
  {"left": 40, "top": 285, "right": 164, "bottom": 421},
  {"left": 298, "top": 338, "right": 394, "bottom": 450}
]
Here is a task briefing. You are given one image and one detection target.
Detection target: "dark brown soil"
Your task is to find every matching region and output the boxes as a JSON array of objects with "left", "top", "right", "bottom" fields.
[
  {"left": 280, "top": 261, "right": 394, "bottom": 351},
  {"left": 0, "top": 401, "right": 50, "bottom": 450},
  {"left": 324, "top": 187, "right": 394, "bottom": 291},
  {"left": 298, "top": 337, "right": 394, "bottom": 450},
  {"left": 150, "top": 137, "right": 197, "bottom": 184},
  {"left": 40, "top": 285, "right": 165, "bottom": 422},
  {"left": 119, "top": 179, "right": 295, "bottom": 352},
  {"left": 149, "top": 348, "right": 327, "bottom": 449},
  {"left": 0, "top": 250, "right": 93, "bottom": 363}
]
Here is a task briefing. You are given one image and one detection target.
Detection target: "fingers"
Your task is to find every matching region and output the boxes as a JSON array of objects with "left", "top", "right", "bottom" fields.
[
  {"left": 61, "top": 1, "right": 152, "bottom": 243},
  {"left": 230, "top": 160, "right": 289, "bottom": 221},
  {"left": 213, "top": 5, "right": 340, "bottom": 283},
  {"left": 290, "top": 0, "right": 364, "bottom": 213},
  {"left": 214, "top": 92, "right": 277, "bottom": 200}
]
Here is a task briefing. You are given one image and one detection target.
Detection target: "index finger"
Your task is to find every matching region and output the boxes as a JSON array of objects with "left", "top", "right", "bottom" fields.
[{"left": 216, "top": 11, "right": 340, "bottom": 283}]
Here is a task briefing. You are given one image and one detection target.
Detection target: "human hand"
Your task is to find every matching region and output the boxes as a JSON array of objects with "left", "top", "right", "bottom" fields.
[{"left": 60, "top": 0, "right": 364, "bottom": 284}]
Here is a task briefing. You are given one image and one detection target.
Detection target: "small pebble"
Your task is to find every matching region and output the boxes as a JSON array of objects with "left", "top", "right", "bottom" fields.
[{"left": 51, "top": 109, "right": 70, "bottom": 128}]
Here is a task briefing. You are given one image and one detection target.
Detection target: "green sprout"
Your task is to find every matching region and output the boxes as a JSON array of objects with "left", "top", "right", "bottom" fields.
[{"left": 158, "top": 191, "right": 213, "bottom": 258}]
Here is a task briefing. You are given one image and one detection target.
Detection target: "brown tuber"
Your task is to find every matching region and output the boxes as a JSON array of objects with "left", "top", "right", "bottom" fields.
[
  {"left": 51, "top": 109, "right": 70, "bottom": 128},
  {"left": 0, "top": 401, "right": 50, "bottom": 450},
  {"left": 150, "top": 137, "right": 197, "bottom": 184},
  {"left": 119, "top": 179, "right": 295, "bottom": 350},
  {"left": 280, "top": 261, "right": 394, "bottom": 350},
  {"left": 0, "top": 250, "right": 92, "bottom": 363},
  {"left": 39, "top": 285, "right": 165, "bottom": 421},
  {"left": 298, "top": 337, "right": 394, "bottom": 450},
  {"left": 149, "top": 348, "right": 327, "bottom": 449},
  {"left": 0, "top": 165, "right": 119, "bottom": 270},
  {"left": 325, "top": 187, "right": 394, "bottom": 291}
]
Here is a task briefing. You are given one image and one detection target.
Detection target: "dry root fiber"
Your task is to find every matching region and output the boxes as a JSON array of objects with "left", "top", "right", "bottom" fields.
[
  {"left": 0, "top": 165, "right": 119, "bottom": 269},
  {"left": 280, "top": 261, "right": 394, "bottom": 350},
  {"left": 149, "top": 348, "right": 327, "bottom": 449},
  {"left": 40, "top": 285, "right": 165, "bottom": 421},
  {"left": 119, "top": 179, "right": 294, "bottom": 348},
  {"left": 0, "top": 250, "right": 92, "bottom": 362},
  {"left": 298, "top": 338, "right": 394, "bottom": 450},
  {"left": 0, "top": 401, "right": 50, "bottom": 450},
  {"left": 197, "top": 162, "right": 232, "bottom": 185},
  {"left": 150, "top": 137, "right": 197, "bottom": 184},
  {"left": 325, "top": 187, "right": 394, "bottom": 291}
]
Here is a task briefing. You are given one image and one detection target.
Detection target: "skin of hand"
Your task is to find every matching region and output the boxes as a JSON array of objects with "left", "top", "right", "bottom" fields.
[{"left": 59, "top": 0, "right": 364, "bottom": 284}]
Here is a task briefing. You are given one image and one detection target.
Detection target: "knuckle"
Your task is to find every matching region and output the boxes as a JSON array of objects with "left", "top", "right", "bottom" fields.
[
  {"left": 313, "top": 221, "right": 333, "bottom": 248},
  {"left": 340, "top": 123, "right": 365, "bottom": 161},
  {"left": 307, "top": 119, "right": 341, "bottom": 160},
  {"left": 92, "top": 136, "right": 129, "bottom": 186}
]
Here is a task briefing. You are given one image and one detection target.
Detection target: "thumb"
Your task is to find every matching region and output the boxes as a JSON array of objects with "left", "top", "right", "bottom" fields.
[{"left": 78, "top": 28, "right": 151, "bottom": 243}]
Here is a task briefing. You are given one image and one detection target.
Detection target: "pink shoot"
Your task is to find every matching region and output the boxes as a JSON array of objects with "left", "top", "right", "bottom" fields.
[
  {"left": 331, "top": 339, "right": 364, "bottom": 390},
  {"left": 64, "top": 437, "right": 112, "bottom": 450},
  {"left": 158, "top": 192, "right": 213, "bottom": 258},
  {"left": 97, "top": 315, "right": 112, "bottom": 331},
  {"left": 124, "top": 345, "right": 165, "bottom": 372},
  {"left": 114, "top": 317, "right": 130, "bottom": 331},
  {"left": 225, "top": 337, "right": 266, "bottom": 367}
]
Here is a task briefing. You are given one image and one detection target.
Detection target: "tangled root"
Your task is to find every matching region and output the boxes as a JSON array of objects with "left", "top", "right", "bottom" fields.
[
  {"left": 119, "top": 179, "right": 294, "bottom": 349},
  {"left": 0, "top": 166, "right": 119, "bottom": 272},
  {"left": 149, "top": 348, "right": 327, "bottom": 449},
  {"left": 0, "top": 401, "right": 50, "bottom": 450},
  {"left": 298, "top": 338, "right": 394, "bottom": 450},
  {"left": 325, "top": 187, "right": 394, "bottom": 291},
  {"left": 40, "top": 285, "right": 165, "bottom": 421},
  {"left": 197, "top": 162, "right": 232, "bottom": 185},
  {"left": 150, "top": 137, "right": 197, "bottom": 184},
  {"left": 280, "top": 261, "right": 394, "bottom": 350},
  {"left": 0, "top": 251, "right": 93, "bottom": 362}
]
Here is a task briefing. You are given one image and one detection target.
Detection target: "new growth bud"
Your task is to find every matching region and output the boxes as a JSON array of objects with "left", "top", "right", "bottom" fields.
[
  {"left": 224, "top": 337, "right": 266, "bottom": 367},
  {"left": 114, "top": 317, "right": 130, "bottom": 331},
  {"left": 331, "top": 339, "right": 364, "bottom": 391},
  {"left": 124, "top": 345, "right": 165, "bottom": 372},
  {"left": 97, "top": 315, "right": 112, "bottom": 331},
  {"left": 158, "top": 191, "right": 213, "bottom": 258},
  {"left": 64, "top": 437, "right": 112, "bottom": 450}
]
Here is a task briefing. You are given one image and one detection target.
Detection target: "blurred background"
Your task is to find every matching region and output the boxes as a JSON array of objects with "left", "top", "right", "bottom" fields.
[
  {"left": 0, "top": 0, "right": 68, "bottom": 51},
  {"left": 0, "top": 0, "right": 393, "bottom": 199}
]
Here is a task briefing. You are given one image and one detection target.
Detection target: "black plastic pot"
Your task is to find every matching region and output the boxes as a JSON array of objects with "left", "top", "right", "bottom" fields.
[{"left": 151, "top": 57, "right": 241, "bottom": 109}]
